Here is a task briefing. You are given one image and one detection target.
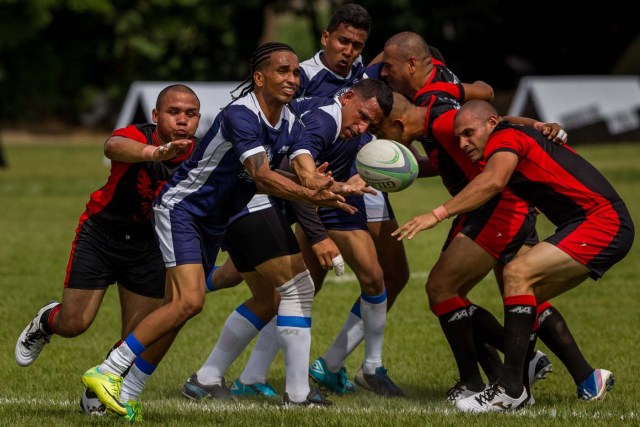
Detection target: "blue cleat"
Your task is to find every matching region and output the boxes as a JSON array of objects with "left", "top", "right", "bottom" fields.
[
  {"left": 309, "top": 357, "right": 355, "bottom": 395},
  {"left": 577, "top": 369, "right": 614, "bottom": 401},
  {"left": 230, "top": 378, "right": 278, "bottom": 398}
]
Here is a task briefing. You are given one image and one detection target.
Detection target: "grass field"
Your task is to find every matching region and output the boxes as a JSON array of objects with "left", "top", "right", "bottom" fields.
[{"left": 0, "top": 136, "right": 638, "bottom": 426}]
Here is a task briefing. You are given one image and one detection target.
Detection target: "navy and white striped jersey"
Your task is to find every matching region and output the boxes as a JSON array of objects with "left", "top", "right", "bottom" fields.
[
  {"left": 292, "top": 96, "right": 372, "bottom": 182},
  {"left": 154, "top": 92, "right": 311, "bottom": 231},
  {"left": 297, "top": 50, "right": 366, "bottom": 99},
  {"left": 237, "top": 50, "right": 367, "bottom": 222}
]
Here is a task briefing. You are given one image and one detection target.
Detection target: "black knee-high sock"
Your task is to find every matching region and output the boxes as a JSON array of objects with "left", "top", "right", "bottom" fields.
[
  {"left": 466, "top": 301, "right": 504, "bottom": 383},
  {"left": 522, "top": 328, "right": 538, "bottom": 393},
  {"left": 501, "top": 295, "right": 537, "bottom": 397},
  {"left": 537, "top": 302, "right": 593, "bottom": 385},
  {"left": 432, "top": 297, "right": 484, "bottom": 390}
]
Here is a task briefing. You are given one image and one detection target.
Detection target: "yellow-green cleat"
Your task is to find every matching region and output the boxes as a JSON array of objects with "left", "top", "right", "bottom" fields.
[
  {"left": 81, "top": 366, "right": 127, "bottom": 416},
  {"left": 124, "top": 400, "right": 143, "bottom": 423}
]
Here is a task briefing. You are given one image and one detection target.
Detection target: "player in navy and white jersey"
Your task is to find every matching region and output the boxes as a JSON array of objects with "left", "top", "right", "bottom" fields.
[
  {"left": 296, "top": 3, "right": 370, "bottom": 99},
  {"left": 79, "top": 43, "right": 360, "bottom": 417},
  {"left": 15, "top": 84, "right": 201, "bottom": 415},
  {"left": 396, "top": 99, "right": 633, "bottom": 412},
  {"left": 187, "top": 78, "right": 396, "bottom": 400}
]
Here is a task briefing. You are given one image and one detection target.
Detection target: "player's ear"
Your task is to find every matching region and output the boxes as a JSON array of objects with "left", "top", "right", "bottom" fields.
[
  {"left": 320, "top": 30, "right": 330, "bottom": 47},
  {"left": 340, "top": 90, "right": 355, "bottom": 105},
  {"left": 253, "top": 71, "right": 264, "bottom": 87},
  {"left": 151, "top": 108, "right": 159, "bottom": 124}
]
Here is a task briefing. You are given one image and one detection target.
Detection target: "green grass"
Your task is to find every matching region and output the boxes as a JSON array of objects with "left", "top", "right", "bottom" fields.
[{"left": 1, "top": 139, "right": 639, "bottom": 426}]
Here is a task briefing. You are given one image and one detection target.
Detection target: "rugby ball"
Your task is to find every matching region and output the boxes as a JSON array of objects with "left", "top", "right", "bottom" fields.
[{"left": 355, "top": 139, "right": 419, "bottom": 192}]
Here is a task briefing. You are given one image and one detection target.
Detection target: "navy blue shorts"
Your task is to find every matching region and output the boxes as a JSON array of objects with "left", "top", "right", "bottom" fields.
[
  {"left": 153, "top": 204, "right": 224, "bottom": 273},
  {"left": 318, "top": 194, "right": 368, "bottom": 231}
]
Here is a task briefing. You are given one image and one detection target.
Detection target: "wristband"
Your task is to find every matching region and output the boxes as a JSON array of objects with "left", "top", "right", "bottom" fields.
[
  {"left": 432, "top": 205, "right": 449, "bottom": 222},
  {"left": 142, "top": 145, "right": 158, "bottom": 161},
  {"left": 533, "top": 121, "right": 545, "bottom": 131}
]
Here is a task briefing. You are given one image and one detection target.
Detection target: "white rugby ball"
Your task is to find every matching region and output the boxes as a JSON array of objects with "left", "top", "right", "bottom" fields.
[{"left": 355, "top": 139, "right": 419, "bottom": 193}]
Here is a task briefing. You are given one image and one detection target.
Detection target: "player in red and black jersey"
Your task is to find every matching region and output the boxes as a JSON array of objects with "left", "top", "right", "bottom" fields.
[
  {"left": 379, "top": 31, "right": 594, "bottom": 404},
  {"left": 394, "top": 99, "right": 633, "bottom": 411},
  {"left": 16, "top": 84, "right": 201, "bottom": 411}
]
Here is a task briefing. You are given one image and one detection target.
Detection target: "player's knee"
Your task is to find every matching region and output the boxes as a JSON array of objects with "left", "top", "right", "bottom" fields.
[
  {"left": 58, "top": 312, "right": 93, "bottom": 337},
  {"left": 502, "top": 261, "right": 531, "bottom": 293},
  {"left": 358, "top": 266, "right": 385, "bottom": 295},
  {"left": 277, "top": 270, "right": 314, "bottom": 317},
  {"left": 175, "top": 292, "right": 205, "bottom": 319}
]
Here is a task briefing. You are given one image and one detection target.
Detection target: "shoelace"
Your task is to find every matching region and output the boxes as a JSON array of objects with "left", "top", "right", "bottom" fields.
[
  {"left": 445, "top": 382, "right": 465, "bottom": 401},
  {"left": 24, "top": 330, "right": 51, "bottom": 349},
  {"left": 474, "top": 383, "right": 500, "bottom": 406}
]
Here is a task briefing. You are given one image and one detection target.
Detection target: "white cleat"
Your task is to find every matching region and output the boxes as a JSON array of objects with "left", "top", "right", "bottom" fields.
[{"left": 456, "top": 383, "right": 528, "bottom": 413}]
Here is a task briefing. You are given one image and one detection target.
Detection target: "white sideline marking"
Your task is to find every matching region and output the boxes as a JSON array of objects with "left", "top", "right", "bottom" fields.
[{"left": 0, "top": 397, "right": 637, "bottom": 420}]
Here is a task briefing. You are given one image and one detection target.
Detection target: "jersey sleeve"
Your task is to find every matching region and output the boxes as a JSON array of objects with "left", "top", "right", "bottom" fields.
[
  {"left": 222, "top": 106, "right": 266, "bottom": 164},
  {"left": 111, "top": 124, "right": 147, "bottom": 144},
  {"left": 301, "top": 104, "right": 340, "bottom": 160},
  {"left": 485, "top": 128, "right": 526, "bottom": 162}
]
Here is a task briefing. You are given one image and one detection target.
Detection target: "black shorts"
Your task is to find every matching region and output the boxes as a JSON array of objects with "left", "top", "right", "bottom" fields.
[
  {"left": 223, "top": 207, "right": 300, "bottom": 273},
  {"left": 65, "top": 219, "right": 165, "bottom": 298}
]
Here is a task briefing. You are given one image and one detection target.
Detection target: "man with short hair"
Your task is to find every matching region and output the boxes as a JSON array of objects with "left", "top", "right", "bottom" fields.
[
  {"left": 394, "top": 99, "right": 633, "bottom": 412},
  {"left": 15, "top": 84, "right": 202, "bottom": 414}
]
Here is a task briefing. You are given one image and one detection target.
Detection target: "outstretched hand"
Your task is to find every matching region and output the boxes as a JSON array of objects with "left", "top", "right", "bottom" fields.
[
  {"left": 304, "top": 161, "right": 335, "bottom": 190},
  {"left": 332, "top": 174, "right": 377, "bottom": 196},
  {"left": 391, "top": 212, "right": 439, "bottom": 240},
  {"left": 308, "top": 188, "right": 357, "bottom": 214},
  {"left": 153, "top": 138, "right": 192, "bottom": 161}
]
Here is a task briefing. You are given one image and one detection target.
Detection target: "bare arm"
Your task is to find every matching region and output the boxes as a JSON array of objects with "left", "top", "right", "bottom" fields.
[
  {"left": 104, "top": 136, "right": 192, "bottom": 162},
  {"left": 392, "top": 151, "right": 517, "bottom": 240},
  {"left": 245, "top": 152, "right": 356, "bottom": 213},
  {"left": 461, "top": 81, "right": 494, "bottom": 103},
  {"left": 501, "top": 116, "right": 568, "bottom": 144}
]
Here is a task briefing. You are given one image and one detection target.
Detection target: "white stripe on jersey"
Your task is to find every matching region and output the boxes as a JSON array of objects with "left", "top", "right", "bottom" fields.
[{"left": 158, "top": 133, "right": 234, "bottom": 210}]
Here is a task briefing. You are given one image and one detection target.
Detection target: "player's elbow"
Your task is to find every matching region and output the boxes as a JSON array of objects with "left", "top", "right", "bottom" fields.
[{"left": 103, "top": 138, "right": 117, "bottom": 159}]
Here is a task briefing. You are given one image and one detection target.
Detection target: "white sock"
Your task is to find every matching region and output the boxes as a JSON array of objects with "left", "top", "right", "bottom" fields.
[
  {"left": 120, "top": 363, "right": 151, "bottom": 402},
  {"left": 197, "top": 308, "right": 259, "bottom": 385},
  {"left": 360, "top": 291, "right": 387, "bottom": 374},
  {"left": 239, "top": 317, "right": 279, "bottom": 385},
  {"left": 100, "top": 342, "right": 136, "bottom": 376},
  {"left": 277, "top": 270, "right": 314, "bottom": 402},
  {"left": 323, "top": 306, "right": 364, "bottom": 373}
]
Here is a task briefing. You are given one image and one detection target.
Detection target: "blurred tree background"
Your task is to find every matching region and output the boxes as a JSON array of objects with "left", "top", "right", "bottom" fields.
[{"left": 1, "top": 0, "right": 638, "bottom": 132}]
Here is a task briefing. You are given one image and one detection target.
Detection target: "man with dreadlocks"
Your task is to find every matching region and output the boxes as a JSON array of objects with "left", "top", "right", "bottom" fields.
[{"left": 80, "top": 42, "right": 366, "bottom": 419}]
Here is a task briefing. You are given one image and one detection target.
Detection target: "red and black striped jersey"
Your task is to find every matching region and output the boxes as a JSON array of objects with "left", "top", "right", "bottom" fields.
[
  {"left": 411, "top": 61, "right": 477, "bottom": 196},
  {"left": 80, "top": 123, "right": 197, "bottom": 242},
  {"left": 486, "top": 122, "right": 623, "bottom": 226}
]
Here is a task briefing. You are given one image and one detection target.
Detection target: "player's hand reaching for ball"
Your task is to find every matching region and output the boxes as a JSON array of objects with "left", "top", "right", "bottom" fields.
[{"left": 392, "top": 212, "right": 439, "bottom": 240}]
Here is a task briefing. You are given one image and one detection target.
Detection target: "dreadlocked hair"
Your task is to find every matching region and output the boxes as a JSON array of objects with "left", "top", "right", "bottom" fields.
[{"left": 231, "top": 42, "right": 296, "bottom": 100}]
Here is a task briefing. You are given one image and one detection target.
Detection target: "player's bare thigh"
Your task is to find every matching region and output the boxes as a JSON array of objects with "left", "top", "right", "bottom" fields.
[
  {"left": 328, "top": 229, "right": 384, "bottom": 295},
  {"left": 118, "top": 285, "right": 164, "bottom": 337},
  {"left": 254, "top": 253, "right": 307, "bottom": 287},
  {"left": 502, "top": 242, "right": 590, "bottom": 301},
  {"left": 367, "top": 219, "right": 410, "bottom": 292},
  {"left": 426, "top": 233, "right": 497, "bottom": 306}
]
